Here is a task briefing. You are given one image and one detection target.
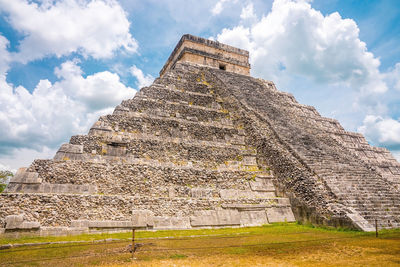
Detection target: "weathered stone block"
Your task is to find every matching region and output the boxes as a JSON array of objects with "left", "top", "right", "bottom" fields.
[
  {"left": 230, "top": 135, "right": 245, "bottom": 145},
  {"left": 346, "top": 211, "right": 375, "bottom": 232},
  {"left": 39, "top": 227, "right": 87, "bottom": 237},
  {"left": 266, "top": 207, "right": 295, "bottom": 223},
  {"left": 5, "top": 183, "right": 97, "bottom": 194},
  {"left": 89, "top": 121, "right": 112, "bottom": 133},
  {"left": 153, "top": 216, "right": 191, "bottom": 229},
  {"left": 222, "top": 204, "right": 267, "bottom": 210},
  {"left": 191, "top": 188, "right": 214, "bottom": 198},
  {"left": 5, "top": 214, "right": 40, "bottom": 230},
  {"left": 5, "top": 214, "right": 24, "bottom": 229},
  {"left": 70, "top": 220, "right": 89, "bottom": 228},
  {"left": 243, "top": 156, "right": 257, "bottom": 165},
  {"left": 58, "top": 144, "right": 84, "bottom": 154},
  {"left": 132, "top": 210, "right": 154, "bottom": 227},
  {"left": 190, "top": 209, "right": 240, "bottom": 227},
  {"left": 9, "top": 168, "right": 41, "bottom": 184},
  {"left": 240, "top": 210, "right": 269, "bottom": 227},
  {"left": 249, "top": 177, "right": 275, "bottom": 192},
  {"left": 87, "top": 220, "right": 133, "bottom": 228},
  {"left": 220, "top": 189, "right": 275, "bottom": 199},
  {"left": 103, "top": 144, "right": 126, "bottom": 157},
  {"left": 20, "top": 222, "right": 41, "bottom": 229},
  {"left": 54, "top": 144, "right": 84, "bottom": 160},
  {"left": 4, "top": 183, "right": 40, "bottom": 193}
]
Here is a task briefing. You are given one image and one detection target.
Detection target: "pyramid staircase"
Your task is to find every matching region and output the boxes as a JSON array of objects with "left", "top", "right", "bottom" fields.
[{"left": 212, "top": 69, "right": 400, "bottom": 230}]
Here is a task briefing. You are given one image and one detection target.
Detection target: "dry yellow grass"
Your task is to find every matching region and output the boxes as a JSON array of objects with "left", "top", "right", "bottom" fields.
[{"left": 1, "top": 224, "right": 399, "bottom": 266}]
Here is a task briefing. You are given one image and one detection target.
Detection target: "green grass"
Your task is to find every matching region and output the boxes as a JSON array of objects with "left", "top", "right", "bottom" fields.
[
  {"left": 0, "top": 223, "right": 288, "bottom": 245},
  {"left": 1, "top": 223, "right": 399, "bottom": 266},
  {"left": 168, "top": 254, "right": 187, "bottom": 259},
  {"left": 0, "top": 222, "right": 370, "bottom": 246}
]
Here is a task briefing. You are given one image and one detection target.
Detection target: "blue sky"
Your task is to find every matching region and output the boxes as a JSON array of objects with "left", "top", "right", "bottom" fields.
[{"left": 0, "top": 0, "right": 399, "bottom": 170}]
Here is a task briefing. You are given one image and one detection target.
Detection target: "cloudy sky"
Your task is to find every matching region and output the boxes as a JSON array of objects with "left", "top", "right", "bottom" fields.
[{"left": 0, "top": 0, "right": 399, "bottom": 171}]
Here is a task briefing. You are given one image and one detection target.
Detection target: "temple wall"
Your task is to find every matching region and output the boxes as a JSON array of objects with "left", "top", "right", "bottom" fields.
[
  {"left": 180, "top": 53, "right": 250, "bottom": 76},
  {"left": 160, "top": 36, "right": 250, "bottom": 76}
]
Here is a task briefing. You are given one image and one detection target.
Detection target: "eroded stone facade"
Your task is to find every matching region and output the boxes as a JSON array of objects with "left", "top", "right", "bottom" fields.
[{"left": 1, "top": 35, "right": 399, "bottom": 236}]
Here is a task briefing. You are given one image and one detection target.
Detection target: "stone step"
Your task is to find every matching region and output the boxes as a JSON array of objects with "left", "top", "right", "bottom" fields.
[
  {"left": 5, "top": 182, "right": 98, "bottom": 194},
  {"left": 121, "top": 96, "right": 229, "bottom": 124},
  {"left": 54, "top": 149, "right": 262, "bottom": 173},
  {"left": 362, "top": 213, "right": 400, "bottom": 218},
  {"left": 249, "top": 178, "right": 276, "bottom": 192},
  {"left": 140, "top": 84, "right": 217, "bottom": 108},
  {"left": 151, "top": 83, "right": 213, "bottom": 97},
  {"left": 352, "top": 204, "right": 400, "bottom": 209},
  {"left": 220, "top": 189, "right": 276, "bottom": 199},
  {"left": 160, "top": 78, "right": 212, "bottom": 95},
  {"left": 5, "top": 182, "right": 280, "bottom": 199},
  {"left": 221, "top": 198, "right": 291, "bottom": 209}
]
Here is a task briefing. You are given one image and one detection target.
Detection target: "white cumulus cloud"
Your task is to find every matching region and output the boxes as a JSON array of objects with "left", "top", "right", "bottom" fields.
[
  {"left": 385, "top": 63, "right": 400, "bottom": 91},
  {"left": 55, "top": 60, "right": 136, "bottom": 111},
  {"left": 0, "top": 60, "right": 135, "bottom": 156},
  {"left": 0, "top": 147, "right": 56, "bottom": 171},
  {"left": 358, "top": 115, "right": 400, "bottom": 147},
  {"left": 216, "top": 0, "right": 387, "bottom": 95},
  {"left": 0, "top": 0, "right": 138, "bottom": 62},
  {"left": 130, "top": 65, "right": 155, "bottom": 89},
  {"left": 0, "top": 34, "right": 10, "bottom": 76},
  {"left": 240, "top": 2, "right": 256, "bottom": 21},
  {"left": 215, "top": 0, "right": 400, "bottom": 160},
  {"left": 211, "top": 0, "right": 234, "bottom": 16}
]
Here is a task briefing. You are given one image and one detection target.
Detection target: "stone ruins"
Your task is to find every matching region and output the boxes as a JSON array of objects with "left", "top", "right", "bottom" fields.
[{"left": 1, "top": 34, "right": 399, "bottom": 236}]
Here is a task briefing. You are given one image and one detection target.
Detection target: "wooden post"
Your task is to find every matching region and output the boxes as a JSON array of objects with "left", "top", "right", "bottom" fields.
[
  {"left": 132, "top": 228, "right": 136, "bottom": 259},
  {"left": 375, "top": 219, "right": 378, "bottom": 238}
]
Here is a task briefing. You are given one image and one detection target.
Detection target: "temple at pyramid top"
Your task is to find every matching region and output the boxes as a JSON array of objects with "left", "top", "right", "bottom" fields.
[{"left": 160, "top": 34, "right": 251, "bottom": 77}]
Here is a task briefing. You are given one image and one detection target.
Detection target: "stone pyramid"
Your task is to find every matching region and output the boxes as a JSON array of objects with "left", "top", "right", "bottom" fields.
[{"left": 1, "top": 34, "right": 399, "bottom": 236}]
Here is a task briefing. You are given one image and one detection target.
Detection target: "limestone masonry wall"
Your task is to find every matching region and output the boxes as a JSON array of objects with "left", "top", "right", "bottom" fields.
[
  {"left": 160, "top": 34, "right": 250, "bottom": 76},
  {"left": 1, "top": 36, "right": 399, "bottom": 236}
]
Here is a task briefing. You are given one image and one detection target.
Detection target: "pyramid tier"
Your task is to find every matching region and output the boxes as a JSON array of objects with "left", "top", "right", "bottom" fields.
[
  {"left": 119, "top": 97, "right": 228, "bottom": 123},
  {"left": 13, "top": 159, "right": 271, "bottom": 196},
  {"left": 0, "top": 193, "right": 292, "bottom": 229},
  {"left": 140, "top": 84, "right": 217, "bottom": 108},
  {"left": 91, "top": 113, "right": 240, "bottom": 144},
  {"left": 63, "top": 138, "right": 254, "bottom": 170},
  {"left": 158, "top": 74, "right": 214, "bottom": 95}
]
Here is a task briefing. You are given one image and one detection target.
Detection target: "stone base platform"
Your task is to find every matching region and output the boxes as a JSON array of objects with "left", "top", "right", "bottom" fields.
[{"left": 0, "top": 192, "right": 294, "bottom": 237}]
